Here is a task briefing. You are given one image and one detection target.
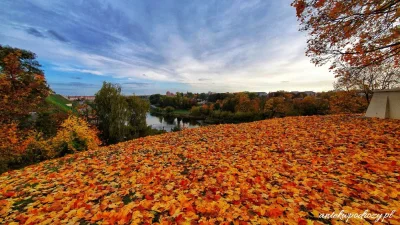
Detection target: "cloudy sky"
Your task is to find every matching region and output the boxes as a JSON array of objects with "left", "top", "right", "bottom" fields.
[{"left": 0, "top": 0, "right": 335, "bottom": 95}]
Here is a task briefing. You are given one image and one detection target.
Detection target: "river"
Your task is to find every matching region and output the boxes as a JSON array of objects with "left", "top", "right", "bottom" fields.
[{"left": 146, "top": 113, "right": 204, "bottom": 132}]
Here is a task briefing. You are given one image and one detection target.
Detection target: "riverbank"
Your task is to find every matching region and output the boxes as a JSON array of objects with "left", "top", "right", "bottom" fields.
[
  {"left": 149, "top": 108, "right": 206, "bottom": 120},
  {"left": 150, "top": 107, "right": 267, "bottom": 125}
]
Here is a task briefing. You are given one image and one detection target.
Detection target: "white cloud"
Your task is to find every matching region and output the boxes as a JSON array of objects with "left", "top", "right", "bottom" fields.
[
  {"left": 52, "top": 66, "right": 104, "bottom": 76},
  {"left": 0, "top": 0, "right": 336, "bottom": 94}
]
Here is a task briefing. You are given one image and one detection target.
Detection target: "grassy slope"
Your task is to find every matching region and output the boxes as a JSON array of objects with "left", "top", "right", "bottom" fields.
[
  {"left": 0, "top": 115, "right": 399, "bottom": 224},
  {"left": 45, "top": 94, "right": 72, "bottom": 113}
]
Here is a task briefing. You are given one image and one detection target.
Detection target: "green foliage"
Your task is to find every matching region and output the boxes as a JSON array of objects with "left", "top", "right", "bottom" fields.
[
  {"left": 94, "top": 82, "right": 130, "bottom": 144},
  {"left": 208, "top": 93, "right": 231, "bottom": 102},
  {"left": 190, "top": 106, "right": 202, "bottom": 117},
  {"left": 171, "top": 109, "right": 189, "bottom": 115},
  {"left": 221, "top": 98, "right": 236, "bottom": 113},
  {"left": 150, "top": 93, "right": 197, "bottom": 110},
  {"left": 186, "top": 92, "right": 194, "bottom": 98},
  {"left": 94, "top": 82, "right": 150, "bottom": 145},
  {"left": 126, "top": 96, "right": 150, "bottom": 139},
  {"left": 35, "top": 112, "right": 67, "bottom": 138},
  {"left": 71, "top": 131, "right": 88, "bottom": 151},
  {"left": 198, "top": 93, "right": 207, "bottom": 100},
  {"left": 213, "top": 103, "right": 221, "bottom": 111},
  {"left": 149, "top": 94, "right": 161, "bottom": 105},
  {"left": 164, "top": 106, "right": 175, "bottom": 114},
  {"left": 142, "top": 126, "right": 166, "bottom": 136},
  {"left": 151, "top": 107, "right": 164, "bottom": 114},
  {"left": 209, "top": 111, "right": 260, "bottom": 123}
]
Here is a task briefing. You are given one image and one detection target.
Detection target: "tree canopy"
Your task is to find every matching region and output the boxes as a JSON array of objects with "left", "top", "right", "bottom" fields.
[
  {"left": 0, "top": 45, "right": 49, "bottom": 124},
  {"left": 94, "top": 82, "right": 150, "bottom": 145},
  {"left": 292, "top": 0, "right": 400, "bottom": 75},
  {"left": 126, "top": 96, "right": 149, "bottom": 139},
  {"left": 94, "top": 82, "right": 129, "bottom": 144},
  {"left": 335, "top": 61, "right": 400, "bottom": 103}
]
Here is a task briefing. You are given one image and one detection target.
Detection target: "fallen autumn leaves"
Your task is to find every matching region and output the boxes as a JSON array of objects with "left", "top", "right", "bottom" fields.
[{"left": 0, "top": 115, "right": 399, "bottom": 224}]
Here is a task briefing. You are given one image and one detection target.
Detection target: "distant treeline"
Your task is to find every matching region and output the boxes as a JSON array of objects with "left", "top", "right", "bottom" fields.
[
  {"left": 149, "top": 91, "right": 368, "bottom": 123},
  {"left": 149, "top": 92, "right": 199, "bottom": 109}
]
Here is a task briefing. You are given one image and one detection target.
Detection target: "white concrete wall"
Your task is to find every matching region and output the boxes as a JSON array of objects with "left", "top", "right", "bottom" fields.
[{"left": 365, "top": 88, "right": 400, "bottom": 119}]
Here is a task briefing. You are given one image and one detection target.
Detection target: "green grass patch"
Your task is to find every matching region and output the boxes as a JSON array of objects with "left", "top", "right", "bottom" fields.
[{"left": 45, "top": 94, "right": 73, "bottom": 113}]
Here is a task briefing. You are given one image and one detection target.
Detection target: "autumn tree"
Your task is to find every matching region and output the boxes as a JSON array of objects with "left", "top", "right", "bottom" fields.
[
  {"left": 0, "top": 46, "right": 50, "bottom": 172},
  {"left": 335, "top": 61, "right": 400, "bottom": 103},
  {"left": 44, "top": 116, "right": 101, "bottom": 157},
  {"left": 292, "top": 0, "right": 400, "bottom": 76},
  {"left": 263, "top": 97, "right": 288, "bottom": 118},
  {"left": 0, "top": 45, "right": 49, "bottom": 124},
  {"left": 233, "top": 93, "right": 261, "bottom": 113},
  {"left": 0, "top": 123, "right": 35, "bottom": 173},
  {"left": 294, "top": 96, "right": 318, "bottom": 115},
  {"left": 329, "top": 90, "right": 368, "bottom": 113},
  {"left": 234, "top": 93, "right": 252, "bottom": 112}
]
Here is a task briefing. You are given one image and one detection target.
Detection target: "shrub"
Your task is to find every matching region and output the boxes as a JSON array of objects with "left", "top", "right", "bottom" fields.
[
  {"left": 29, "top": 116, "right": 101, "bottom": 159},
  {"left": 143, "top": 126, "right": 166, "bottom": 136},
  {"left": 164, "top": 106, "right": 175, "bottom": 114},
  {"left": 0, "top": 123, "right": 35, "bottom": 173},
  {"left": 46, "top": 116, "right": 101, "bottom": 158},
  {"left": 190, "top": 106, "right": 201, "bottom": 116},
  {"left": 200, "top": 104, "right": 210, "bottom": 115},
  {"left": 329, "top": 91, "right": 368, "bottom": 114}
]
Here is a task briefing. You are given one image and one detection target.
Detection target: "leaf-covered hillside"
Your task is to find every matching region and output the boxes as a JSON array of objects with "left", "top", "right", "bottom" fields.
[{"left": 1, "top": 115, "right": 399, "bottom": 224}]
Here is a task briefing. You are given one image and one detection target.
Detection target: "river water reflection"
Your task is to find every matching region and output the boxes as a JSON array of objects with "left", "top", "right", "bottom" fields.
[{"left": 146, "top": 113, "right": 204, "bottom": 132}]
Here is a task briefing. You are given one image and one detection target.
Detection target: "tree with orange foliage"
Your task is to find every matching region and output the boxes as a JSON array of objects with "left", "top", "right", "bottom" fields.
[
  {"left": 0, "top": 45, "right": 49, "bottom": 124},
  {"left": 263, "top": 97, "right": 287, "bottom": 118},
  {"left": 292, "top": 0, "right": 400, "bottom": 76},
  {"left": 329, "top": 91, "right": 368, "bottom": 114},
  {"left": 234, "top": 93, "right": 253, "bottom": 113},
  {"left": 0, "top": 123, "right": 35, "bottom": 172},
  {"left": 0, "top": 46, "right": 49, "bottom": 172}
]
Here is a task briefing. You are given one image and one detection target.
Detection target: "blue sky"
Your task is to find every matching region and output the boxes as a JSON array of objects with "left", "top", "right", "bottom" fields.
[{"left": 0, "top": 0, "right": 334, "bottom": 95}]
